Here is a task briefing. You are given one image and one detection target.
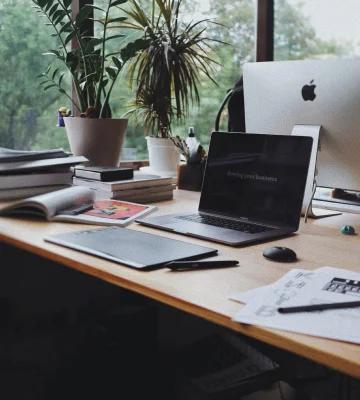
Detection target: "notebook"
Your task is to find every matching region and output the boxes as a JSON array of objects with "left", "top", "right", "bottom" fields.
[{"left": 45, "top": 227, "right": 218, "bottom": 270}]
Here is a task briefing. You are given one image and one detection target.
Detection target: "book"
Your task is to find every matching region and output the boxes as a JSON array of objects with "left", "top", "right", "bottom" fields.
[
  {"left": 111, "top": 191, "right": 174, "bottom": 204},
  {"left": 0, "top": 186, "right": 156, "bottom": 226},
  {"left": 73, "top": 171, "right": 175, "bottom": 192},
  {"left": 0, "top": 147, "right": 69, "bottom": 163},
  {"left": 74, "top": 166, "right": 134, "bottom": 181},
  {"left": 94, "top": 184, "right": 176, "bottom": 199},
  {"left": 0, "top": 171, "right": 73, "bottom": 190},
  {"left": 92, "top": 184, "right": 175, "bottom": 204},
  {"left": 0, "top": 155, "right": 87, "bottom": 174},
  {"left": 0, "top": 185, "right": 71, "bottom": 201}
]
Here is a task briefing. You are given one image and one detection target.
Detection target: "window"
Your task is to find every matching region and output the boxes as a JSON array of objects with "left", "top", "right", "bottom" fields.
[
  {"left": 96, "top": 0, "right": 256, "bottom": 154},
  {"left": 0, "top": 0, "right": 256, "bottom": 155},
  {"left": 0, "top": 0, "right": 69, "bottom": 150},
  {"left": 180, "top": 0, "right": 256, "bottom": 145},
  {"left": 274, "top": 0, "right": 359, "bottom": 60},
  {"left": 4, "top": 1, "right": 359, "bottom": 156}
]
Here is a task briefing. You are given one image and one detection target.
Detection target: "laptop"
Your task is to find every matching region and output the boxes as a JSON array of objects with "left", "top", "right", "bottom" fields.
[{"left": 137, "top": 132, "right": 313, "bottom": 246}]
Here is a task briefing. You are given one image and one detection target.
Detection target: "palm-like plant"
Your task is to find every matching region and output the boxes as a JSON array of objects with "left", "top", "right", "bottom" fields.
[
  {"left": 31, "top": 0, "right": 149, "bottom": 118},
  {"left": 123, "top": 0, "right": 218, "bottom": 137}
]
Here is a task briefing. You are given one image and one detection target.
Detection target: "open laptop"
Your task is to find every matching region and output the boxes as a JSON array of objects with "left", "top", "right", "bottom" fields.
[{"left": 137, "top": 132, "right": 313, "bottom": 246}]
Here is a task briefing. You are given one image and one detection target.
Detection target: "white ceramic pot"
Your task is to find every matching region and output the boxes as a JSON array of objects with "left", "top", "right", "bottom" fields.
[
  {"left": 64, "top": 117, "right": 128, "bottom": 166},
  {"left": 146, "top": 136, "right": 180, "bottom": 176}
]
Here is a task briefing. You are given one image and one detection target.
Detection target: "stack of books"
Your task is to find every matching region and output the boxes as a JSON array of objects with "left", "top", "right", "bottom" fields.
[
  {"left": 0, "top": 147, "right": 87, "bottom": 201},
  {"left": 73, "top": 170, "right": 176, "bottom": 203}
]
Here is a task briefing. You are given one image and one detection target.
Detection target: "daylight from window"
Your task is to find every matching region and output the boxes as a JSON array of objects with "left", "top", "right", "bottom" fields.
[
  {"left": 274, "top": 0, "right": 360, "bottom": 60},
  {"left": 0, "top": 0, "right": 358, "bottom": 156}
]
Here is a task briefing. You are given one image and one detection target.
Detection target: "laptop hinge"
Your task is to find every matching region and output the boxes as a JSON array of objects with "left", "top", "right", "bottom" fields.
[{"left": 198, "top": 210, "right": 283, "bottom": 229}]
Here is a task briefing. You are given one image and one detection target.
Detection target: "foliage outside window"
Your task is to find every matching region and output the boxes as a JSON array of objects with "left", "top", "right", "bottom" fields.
[{"left": 0, "top": 0, "right": 358, "bottom": 157}]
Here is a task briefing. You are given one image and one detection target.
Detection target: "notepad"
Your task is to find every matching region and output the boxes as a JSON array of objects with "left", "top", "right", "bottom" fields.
[{"left": 45, "top": 227, "right": 218, "bottom": 270}]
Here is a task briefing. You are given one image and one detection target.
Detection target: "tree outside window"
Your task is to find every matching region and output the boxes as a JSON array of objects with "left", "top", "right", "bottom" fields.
[{"left": 0, "top": 0, "right": 356, "bottom": 154}]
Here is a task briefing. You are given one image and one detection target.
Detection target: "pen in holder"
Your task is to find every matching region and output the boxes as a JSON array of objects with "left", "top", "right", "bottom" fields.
[{"left": 171, "top": 129, "right": 207, "bottom": 192}]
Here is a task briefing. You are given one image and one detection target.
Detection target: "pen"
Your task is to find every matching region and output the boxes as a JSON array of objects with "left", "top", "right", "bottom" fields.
[
  {"left": 278, "top": 300, "right": 360, "bottom": 314},
  {"left": 166, "top": 260, "right": 239, "bottom": 271}
]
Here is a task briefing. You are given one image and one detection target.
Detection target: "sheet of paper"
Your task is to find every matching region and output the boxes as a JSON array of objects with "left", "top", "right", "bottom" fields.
[
  {"left": 233, "top": 267, "right": 360, "bottom": 344},
  {"left": 230, "top": 268, "right": 324, "bottom": 304}
]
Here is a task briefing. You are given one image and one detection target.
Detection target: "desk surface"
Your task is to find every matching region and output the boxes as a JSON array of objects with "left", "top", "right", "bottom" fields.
[{"left": 0, "top": 190, "right": 359, "bottom": 378}]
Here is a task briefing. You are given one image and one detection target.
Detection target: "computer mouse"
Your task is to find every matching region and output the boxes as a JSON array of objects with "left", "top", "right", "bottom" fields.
[{"left": 263, "top": 246, "right": 297, "bottom": 262}]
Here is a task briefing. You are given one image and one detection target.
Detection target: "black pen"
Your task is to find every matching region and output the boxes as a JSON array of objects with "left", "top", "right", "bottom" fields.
[
  {"left": 166, "top": 260, "right": 239, "bottom": 271},
  {"left": 278, "top": 300, "right": 360, "bottom": 314}
]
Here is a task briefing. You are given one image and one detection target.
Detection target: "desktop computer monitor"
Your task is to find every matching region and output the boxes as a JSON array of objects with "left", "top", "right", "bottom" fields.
[{"left": 243, "top": 59, "right": 360, "bottom": 195}]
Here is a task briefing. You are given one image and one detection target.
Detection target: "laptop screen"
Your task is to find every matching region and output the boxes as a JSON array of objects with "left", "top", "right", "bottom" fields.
[{"left": 199, "top": 133, "right": 312, "bottom": 228}]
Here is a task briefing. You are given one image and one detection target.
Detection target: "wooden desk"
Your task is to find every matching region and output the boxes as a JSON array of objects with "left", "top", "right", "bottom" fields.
[{"left": 0, "top": 190, "right": 359, "bottom": 378}]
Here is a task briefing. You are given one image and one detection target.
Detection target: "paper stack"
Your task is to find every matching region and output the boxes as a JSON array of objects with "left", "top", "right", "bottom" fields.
[
  {"left": 231, "top": 267, "right": 360, "bottom": 344},
  {"left": 73, "top": 171, "right": 176, "bottom": 203},
  {"left": 0, "top": 147, "right": 87, "bottom": 201}
]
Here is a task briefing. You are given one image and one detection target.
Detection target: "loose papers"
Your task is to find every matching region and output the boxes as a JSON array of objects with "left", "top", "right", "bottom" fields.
[{"left": 231, "top": 267, "right": 360, "bottom": 344}]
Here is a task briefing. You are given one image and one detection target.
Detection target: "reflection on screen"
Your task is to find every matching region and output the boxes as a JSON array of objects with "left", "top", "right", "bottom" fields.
[{"left": 199, "top": 133, "right": 312, "bottom": 227}]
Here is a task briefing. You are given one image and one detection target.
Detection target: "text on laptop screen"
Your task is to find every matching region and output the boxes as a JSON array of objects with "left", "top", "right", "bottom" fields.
[{"left": 199, "top": 133, "right": 312, "bottom": 228}]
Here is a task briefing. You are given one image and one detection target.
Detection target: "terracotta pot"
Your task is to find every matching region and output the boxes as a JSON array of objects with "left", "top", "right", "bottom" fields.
[
  {"left": 145, "top": 136, "right": 180, "bottom": 177},
  {"left": 64, "top": 117, "right": 127, "bottom": 166}
]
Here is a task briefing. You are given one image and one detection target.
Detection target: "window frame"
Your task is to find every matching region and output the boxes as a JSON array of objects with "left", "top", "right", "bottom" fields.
[{"left": 256, "top": 0, "right": 274, "bottom": 61}]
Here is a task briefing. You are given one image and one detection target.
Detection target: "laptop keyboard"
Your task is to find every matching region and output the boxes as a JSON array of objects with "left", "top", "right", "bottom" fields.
[{"left": 176, "top": 214, "right": 273, "bottom": 234}]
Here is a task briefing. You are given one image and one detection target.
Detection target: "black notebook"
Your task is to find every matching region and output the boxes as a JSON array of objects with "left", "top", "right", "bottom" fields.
[{"left": 45, "top": 227, "right": 218, "bottom": 270}]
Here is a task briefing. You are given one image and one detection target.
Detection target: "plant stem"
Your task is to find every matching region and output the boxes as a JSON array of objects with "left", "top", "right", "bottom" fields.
[
  {"left": 100, "top": 69, "right": 120, "bottom": 118},
  {"left": 57, "top": 0, "right": 92, "bottom": 107},
  {"left": 94, "top": 1, "right": 111, "bottom": 114},
  {"left": 42, "top": 5, "right": 84, "bottom": 111}
]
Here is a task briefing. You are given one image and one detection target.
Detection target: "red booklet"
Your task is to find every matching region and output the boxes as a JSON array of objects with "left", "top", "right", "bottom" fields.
[{"left": 85, "top": 200, "right": 153, "bottom": 221}]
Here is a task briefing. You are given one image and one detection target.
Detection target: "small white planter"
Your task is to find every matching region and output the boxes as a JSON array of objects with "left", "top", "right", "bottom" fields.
[
  {"left": 145, "top": 136, "right": 180, "bottom": 177},
  {"left": 64, "top": 117, "right": 128, "bottom": 166}
]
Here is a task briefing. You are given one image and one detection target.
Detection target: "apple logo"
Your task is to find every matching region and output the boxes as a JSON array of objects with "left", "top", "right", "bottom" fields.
[{"left": 301, "top": 80, "right": 316, "bottom": 101}]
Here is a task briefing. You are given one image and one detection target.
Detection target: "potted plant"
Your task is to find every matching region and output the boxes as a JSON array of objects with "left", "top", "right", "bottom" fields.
[
  {"left": 122, "top": 0, "right": 217, "bottom": 176},
  {"left": 171, "top": 133, "right": 207, "bottom": 191},
  {"left": 32, "top": 0, "right": 148, "bottom": 166}
]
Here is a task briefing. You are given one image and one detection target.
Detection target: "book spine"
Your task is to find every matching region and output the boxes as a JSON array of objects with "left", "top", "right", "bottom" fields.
[
  {"left": 111, "top": 192, "right": 174, "bottom": 204},
  {"left": 110, "top": 184, "right": 175, "bottom": 197},
  {"left": 0, "top": 185, "right": 71, "bottom": 201},
  {"left": 0, "top": 172, "right": 73, "bottom": 189},
  {"left": 73, "top": 177, "right": 175, "bottom": 192}
]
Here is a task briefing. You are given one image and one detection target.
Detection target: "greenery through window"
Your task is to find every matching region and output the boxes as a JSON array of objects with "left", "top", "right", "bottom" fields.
[
  {"left": 274, "top": 0, "right": 357, "bottom": 60},
  {"left": 0, "top": 0, "right": 70, "bottom": 151},
  {"left": 1, "top": 0, "right": 358, "bottom": 157}
]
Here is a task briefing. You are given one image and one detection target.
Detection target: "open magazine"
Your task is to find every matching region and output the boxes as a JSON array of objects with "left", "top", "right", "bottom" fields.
[{"left": 0, "top": 186, "right": 157, "bottom": 227}]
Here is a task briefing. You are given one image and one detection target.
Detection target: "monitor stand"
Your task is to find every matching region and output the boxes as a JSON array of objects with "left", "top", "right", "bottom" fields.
[{"left": 291, "top": 124, "right": 341, "bottom": 221}]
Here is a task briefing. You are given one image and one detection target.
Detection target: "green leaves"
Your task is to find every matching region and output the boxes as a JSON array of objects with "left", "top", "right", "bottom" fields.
[
  {"left": 111, "top": 0, "right": 129, "bottom": 7},
  {"left": 106, "top": 66, "right": 118, "bottom": 80},
  {"left": 121, "top": 38, "right": 151, "bottom": 62},
  {"left": 32, "top": 0, "right": 158, "bottom": 117},
  {"left": 122, "top": 0, "right": 217, "bottom": 137},
  {"left": 112, "top": 56, "right": 123, "bottom": 69}
]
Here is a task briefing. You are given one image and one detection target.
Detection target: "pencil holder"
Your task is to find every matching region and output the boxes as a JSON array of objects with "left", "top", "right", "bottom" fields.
[{"left": 177, "top": 162, "right": 205, "bottom": 191}]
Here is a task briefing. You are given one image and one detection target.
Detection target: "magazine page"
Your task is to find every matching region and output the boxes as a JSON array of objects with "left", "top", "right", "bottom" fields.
[
  {"left": 0, "top": 186, "right": 95, "bottom": 220},
  {"left": 54, "top": 199, "right": 157, "bottom": 226}
]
